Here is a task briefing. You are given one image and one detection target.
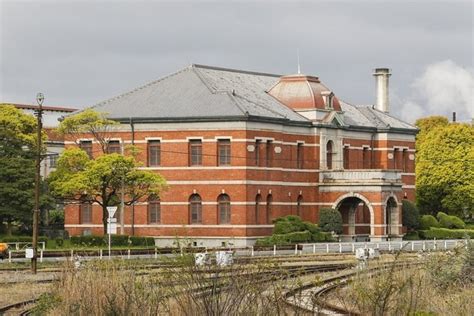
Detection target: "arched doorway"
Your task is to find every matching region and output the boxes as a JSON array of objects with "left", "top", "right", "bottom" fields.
[
  {"left": 385, "top": 197, "right": 399, "bottom": 237},
  {"left": 333, "top": 194, "right": 373, "bottom": 242}
]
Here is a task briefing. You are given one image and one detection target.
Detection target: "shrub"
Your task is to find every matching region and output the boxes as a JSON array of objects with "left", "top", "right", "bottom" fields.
[
  {"left": 437, "top": 212, "right": 465, "bottom": 229},
  {"left": 55, "top": 237, "right": 64, "bottom": 247},
  {"left": 273, "top": 215, "right": 306, "bottom": 234},
  {"left": 403, "top": 231, "right": 420, "bottom": 240},
  {"left": 402, "top": 200, "right": 420, "bottom": 230},
  {"left": 420, "top": 227, "right": 474, "bottom": 239},
  {"left": 1, "top": 236, "right": 48, "bottom": 243},
  {"left": 129, "top": 236, "right": 155, "bottom": 247},
  {"left": 419, "top": 215, "right": 439, "bottom": 230},
  {"left": 318, "top": 208, "right": 343, "bottom": 234}
]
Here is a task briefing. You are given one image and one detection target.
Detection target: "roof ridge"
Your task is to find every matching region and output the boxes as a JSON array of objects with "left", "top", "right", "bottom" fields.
[
  {"left": 368, "top": 106, "right": 416, "bottom": 128},
  {"left": 192, "top": 64, "right": 281, "bottom": 78},
  {"left": 233, "top": 94, "right": 288, "bottom": 119}
]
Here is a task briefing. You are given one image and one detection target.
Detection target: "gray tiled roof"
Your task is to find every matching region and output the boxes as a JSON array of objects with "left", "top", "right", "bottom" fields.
[{"left": 86, "top": 64, "right": 416, "bottom": 132}]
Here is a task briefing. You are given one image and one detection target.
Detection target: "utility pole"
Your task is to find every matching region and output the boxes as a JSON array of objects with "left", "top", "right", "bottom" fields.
[{"left": 32, "top": 92, "right": 44, "bottom": 274}]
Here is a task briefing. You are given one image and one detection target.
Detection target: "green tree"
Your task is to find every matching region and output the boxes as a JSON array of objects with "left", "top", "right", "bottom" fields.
[
  {"left": 57, "top": 108, "right": 118, "bottom": 154},
  {"left": 318, "top": 208, "right": 343, "bottom": 234},
  {"left": 415, "top": 119, "right": 474, "bottom": 217},
  {"left": 402, "top": 200, "right": 420, "bottom": 231},
  {"left": 0, "top": 105, "right": 37, "bottom": 234},
  {"left": 48, "top": 148, "right": 166, "bottom": 233}
]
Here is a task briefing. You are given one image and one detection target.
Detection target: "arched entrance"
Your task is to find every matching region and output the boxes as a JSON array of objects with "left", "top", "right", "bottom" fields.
[
  {"left": 333, "top": 193, "right": 374, "bottom": 242},
  {"left": 385, "top": 197, "right": 399, "bottom": 237}
]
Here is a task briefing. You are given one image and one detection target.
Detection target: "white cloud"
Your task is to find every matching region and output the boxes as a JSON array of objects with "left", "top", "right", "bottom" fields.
[{"left": 400, "top": 60, "right": 474, "bottom": 122}]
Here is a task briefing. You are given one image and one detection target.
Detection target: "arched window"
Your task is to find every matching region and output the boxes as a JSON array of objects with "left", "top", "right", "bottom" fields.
[
  {"left": 255, "top": 194, "right": 262, "bottom": 224},
  {"left": 296, "top": 195, "right": 303, "bottom": 218},
  {"left": 80, "top": 203, "right": 92, "bottom": 224},
  {"left": 266, "top": 194, "right": 273, "bottom": 224},
  {"left": 326, "top": 140, "right": 334, "bottom": 170},
  {"left": 189, "top": 194, "right": 202, "bottom": 224},
  {"left": 218, "top": 194, "right": 231, "bottom": 224},
  {"left": 148, "top": 196, "right": 161, "bottom": 224}
]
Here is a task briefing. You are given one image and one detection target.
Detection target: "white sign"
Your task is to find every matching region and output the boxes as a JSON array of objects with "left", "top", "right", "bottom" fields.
[
  {"left": 194, "top": 253, "right": 210, "bottom": 266},
  {"left": 107, "top": 206, "right": 118, "bottom": 219},
  {"left": 107, "top": 223, "right": 117, "bottom": 234},
  {"left": 215, "top": 251, "right": 233, "bottom": 266},
  {"left": 25, "top": 248, "right": 34, "bottom": 259}
]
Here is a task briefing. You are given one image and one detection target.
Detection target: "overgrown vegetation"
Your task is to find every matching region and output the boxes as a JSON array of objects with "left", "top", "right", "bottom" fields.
[
  {"left": 255, "top": 215, "right": 334, "bottom": 246},
  {"left": 333, "top": 241, "right": 474, "bottom": 315}
]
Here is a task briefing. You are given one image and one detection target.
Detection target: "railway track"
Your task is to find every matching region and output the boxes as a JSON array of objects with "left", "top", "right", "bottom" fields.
[
  {"left": 284, "top": 260, "right": 422, "bottom": 315},
  {"left": 0, "top": 298, "right": 38, "bottom": 315}
]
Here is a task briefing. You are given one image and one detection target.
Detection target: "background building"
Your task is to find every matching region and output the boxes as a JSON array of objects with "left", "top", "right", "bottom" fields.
[{"left": 63, "top": 65, "right": 417, "bottom": 245}]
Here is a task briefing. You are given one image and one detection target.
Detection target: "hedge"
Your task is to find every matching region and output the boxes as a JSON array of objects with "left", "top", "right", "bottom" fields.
[
  {"left": 436, "top": 212, "right": 465, "bottom": 229},
  {"left": 1, "top": 236, "right": 48, "bottom": 243},
  {"left": 70, "top": 235, "right": 155, "bottom": 247},
  {"left": 403, "top": 231, "right": 420, "bottom": 240},
  {"left": 419, "top": 228, "right": 474, "bottom": 239},
  {"left": 419, "top": 215, "right": 439, "bottom": 230}
]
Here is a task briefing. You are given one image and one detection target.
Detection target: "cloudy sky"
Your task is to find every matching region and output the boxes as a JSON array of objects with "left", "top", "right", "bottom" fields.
[{"left": 1, "top": 0, "right": 472, "bottom": 123}]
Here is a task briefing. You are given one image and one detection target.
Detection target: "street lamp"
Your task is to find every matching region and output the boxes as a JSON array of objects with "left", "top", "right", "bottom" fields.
[{"left": 32, "top": 92, "right": 44, "bottom": 274}]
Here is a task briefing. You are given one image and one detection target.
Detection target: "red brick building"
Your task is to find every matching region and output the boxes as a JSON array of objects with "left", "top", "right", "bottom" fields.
[{"left": 64, "top": 65, "right": 416, "bottom": 245}]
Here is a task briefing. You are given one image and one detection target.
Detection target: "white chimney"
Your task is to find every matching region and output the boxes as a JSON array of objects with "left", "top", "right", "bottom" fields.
[{"left": 373, "top": 68, "right": 391, "bottom": 113}]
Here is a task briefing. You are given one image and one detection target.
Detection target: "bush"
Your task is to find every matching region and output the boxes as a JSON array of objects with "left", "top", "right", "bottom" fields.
[
  {"left": 403, "top": 231, "right": 420, "bottom": 240},
  {"left": 419, "top": 215, "right": 439, "bottom": 230},
  {"left": 420, "top": 227, "right": 474, "bottom": 239},
  {"left": 129, "top": 236, "right": 155, "bottom": 247},
  {"left": 437, "top": 212, "right": 465, "bottom": 229},
  {"left": 318, "top": 208, "right": 343, "bottom": 234},
  {"left": 70, "top": 235, "right": 105, "bottom": 246},
  {"left": 402, "top": 200, "right": 420, "bottom": 230},
  {"left": 1, "top": 236, "right": 48, "bottom": 243},
  {"left": 273, "top": 215, "right": 306, "bottom": 234},
  {"left": 55, "top": 237, "right": 64, "bottom": 247},
  {"left": 69, "top": 235, "right": 155, "bottom": 247}
]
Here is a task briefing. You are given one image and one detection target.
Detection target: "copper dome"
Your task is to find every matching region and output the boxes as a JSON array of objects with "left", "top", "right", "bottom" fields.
[{"left": 267, "top": 74, "right": 341, "bottom": 111}]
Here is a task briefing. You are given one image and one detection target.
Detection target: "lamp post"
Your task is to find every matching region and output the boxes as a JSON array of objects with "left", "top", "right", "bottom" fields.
[{"left": 32, "top": 92, "right": 44, "bottom": 274}]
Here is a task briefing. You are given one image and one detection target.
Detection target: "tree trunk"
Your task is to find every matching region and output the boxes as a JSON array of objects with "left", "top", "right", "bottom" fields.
[
  {"left": 102, "top": 204, "right": 108, "bottom": 235},
  {"left": 6, "top": 221, "right": 13, "bottom": 236}
]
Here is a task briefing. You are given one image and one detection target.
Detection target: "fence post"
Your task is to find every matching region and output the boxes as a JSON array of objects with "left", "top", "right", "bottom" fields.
[
  {"left": 423, "top": 241, "right": 426, "bottom": 251},
  {"left": 100, "top": 249, "right": 103, "bottom": 259},
  {"left": 326, "top": 244, "right": 329, "bottom": 253},
  {"left": 127, "top": 249, "right": 131, "bottom": 259},
  {"left": 8, "top": 250, "right": 11, "bottom": 263},
  {"left": 352, "top": 243, "right": 355, "bottom": 253},
  {"left": 388, "top": 243, "right": 391, "bottom": 251},
  {"left": 70, "top": 249, "right": 74, "bottom": 259},
  {"left": 251, "top": 246, "right": 254, "bottom": 257},
  {"left": 376, "top": 243, "right": 380, "bottom": 249},
  {"left": 411, "top": 241, "right": 414, "bottom": 251},
  {"left": 444, "top": 240, "right": 447, "bottom": 250},
  {"left": 155, "top": 248, "right": 158, "bottom": 259},
  {"left": 294, "top": 244, "right": 298, "bottom": 255},
  {"left": 313, "top": 244, "right": 316, "bottom": 254},
  {"left": 40, "top": 250, "right": 43, "bottom": 263},
  {"left": 273, "top": 245, "right": 276, "bottom": 256},
  {"left": 339, "top": 243, "right": 342, "bottom": 253}
]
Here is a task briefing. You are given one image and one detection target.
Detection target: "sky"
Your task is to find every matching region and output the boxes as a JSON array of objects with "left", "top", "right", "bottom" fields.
[{"left": 1, "top": 0, "right": 473, "bottom": 123}]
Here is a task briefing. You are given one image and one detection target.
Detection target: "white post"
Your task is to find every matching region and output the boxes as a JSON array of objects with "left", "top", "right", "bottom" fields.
[
  {"left": 388, "top": 243, "right": 391, "bottom": 251},
  {"left": 100, "top": 249, "right": 103, "bottom": 260},
  {"left": 8, "top": 250, "right": 11, "bottom": 263},
  {"left": 434, "top": 241, "right": 437, "bottom": 251},
  {"left": 352, "top": 243, "right": 355, "bottom": 253},
  {"left": 423, "top": 241, "right": 426, "bottom": 251},
  {"left": 294, "top": 244, "right": 298, "bottom": 255},
  {"left": 313, "top": 244, "right": 316, "bottom": 254},
  {"left": 155, "top": 248, "right": 158, "bottom": 259},
  {"left": 400, "top": 242, "right": 403, "bottom": 250},
  {"left": 444, "top": 240, "right": 447, "bottom": 250},
  {"left": 326, "top": 243, "right": 329, "bottom": 253},
  {"left": 127, "top": 249, "right": 131, "bottom": 259},
  {"left": 273, "top": 245, "right": 276, "bottom": 256},
  {"left": 376, "top": 243, "right": 380, "bottom": 249},
  {"left": 40, "top": 250, "right": 43, "bottom": 263},
  {"left": 108, "top": 231, "right": 111, "bottom": 259},
  {"left": 42, "top": 241, "right": 46, "bottom": 251},
  {"left": 251, "top": 246, "right": 254, "bottom": 257},
  {"left": 411, "top": 242, "right": 414, "bottom": 251},
  {"left": 339, "top": 243, "right": 342, "bottom": 253},
  {"left": 70, "top": 249, "right": 73, "bottom": 259}
]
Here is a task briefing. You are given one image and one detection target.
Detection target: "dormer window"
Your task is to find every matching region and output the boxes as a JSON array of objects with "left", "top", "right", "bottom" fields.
[{"left": 321, "top": 91, "right": 334, "bottom": 109}]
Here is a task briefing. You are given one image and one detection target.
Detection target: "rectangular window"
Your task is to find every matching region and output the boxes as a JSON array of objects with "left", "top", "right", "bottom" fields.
[
  {"left": 189, "top": 140, "right": 202, "bottom": 166},
  {"left": 393, "top": 148, "right": 400, "bottom": 169},
  {"left": 218, "top": 139, "right": 231, "bottom": 166},
  {"left": 255, "top": 140, "right": 261, "bottom": 166},
  {"left": 402, "top": 149, "right": 408, "bottom": 172},
  {"left": 79, "top": 140, "right": 93, "bottom": 158},
  {"left": 297, "top": 143, "right": 304, "bottom": 169},
  {"left": 80, "top": 203, "right": 92, "bottom": 224},
  {"left": 50, "top": 155, "right": 58, "bottom": 168},
  {"left": 148, "top": 140, "right": 161, "bottom": 166},
  {"left": 148, "top": 201, "right": 161, "bottom": 224},
  {"left": 343, "top": 146, "right": 350, "bottom": 169},
  {"left": 362, "top": 147, "right": 371, "bottom": 169},
  {"left": 265, "top": 140, "right": 272, "bottom": 167},
  {"left": 107, "top": 140, "right": 121, "bottom": 154}
]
